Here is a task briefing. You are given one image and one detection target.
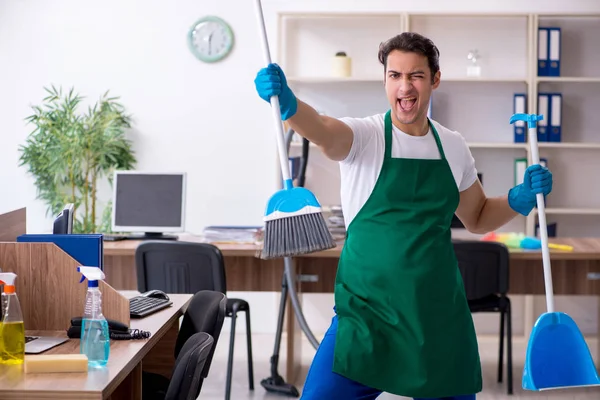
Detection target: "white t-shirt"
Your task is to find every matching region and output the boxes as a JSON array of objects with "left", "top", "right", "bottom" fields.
[{"left": 338, "top": 113, "right": 478, "bottom": 228}]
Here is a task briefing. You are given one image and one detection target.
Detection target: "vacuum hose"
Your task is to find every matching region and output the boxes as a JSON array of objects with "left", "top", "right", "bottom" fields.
[{"left": 284, "top": 128, "right": 321, "bottom": 351}]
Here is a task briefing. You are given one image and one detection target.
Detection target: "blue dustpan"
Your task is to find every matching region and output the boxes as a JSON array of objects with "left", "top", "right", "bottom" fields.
[
  {"left": 510, "top": 113, "right": 600, "bottom": 391},
  {"left": 523, "top": 312, "right": 600, "bottom": 390}
]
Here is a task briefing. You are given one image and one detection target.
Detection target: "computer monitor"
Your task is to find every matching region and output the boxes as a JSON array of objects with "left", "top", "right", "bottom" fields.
[
  {"left": 111, "top": 171, "right": 186, "bottom": 240},
  {"left": 53, "top": 203, "right": 74, "bottom": 234}
]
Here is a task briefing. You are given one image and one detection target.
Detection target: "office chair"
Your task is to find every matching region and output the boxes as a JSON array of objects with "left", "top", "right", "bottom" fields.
[
  {"left": 136, "top": 241, "right": 254, "bottom": 400},
  {"left": 143, "top": 290, "right": 227, "bottom": 400},
  {"left": 453, "top": 240, "right": 513, "bottom": 395},
  {"left": 164, "top": 332, "right": 214, "bottom": 400}
]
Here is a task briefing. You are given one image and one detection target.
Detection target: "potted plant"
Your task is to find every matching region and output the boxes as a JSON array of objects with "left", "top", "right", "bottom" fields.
[{"left": 19, "top": 85, "right": 137, "bottom": 233}]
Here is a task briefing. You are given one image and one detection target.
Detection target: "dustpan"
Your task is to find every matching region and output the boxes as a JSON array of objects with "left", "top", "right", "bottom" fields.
[{"left": 510, "top": 113, "right": 600, "bottom": 391}]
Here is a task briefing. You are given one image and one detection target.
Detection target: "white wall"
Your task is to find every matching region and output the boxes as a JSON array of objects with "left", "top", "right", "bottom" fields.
[
  {"left": 0, "top": 0, "right": 278, "bottom": 234},
  {"left": 1, "top": 0, "right": 599, "bottom": 342}
]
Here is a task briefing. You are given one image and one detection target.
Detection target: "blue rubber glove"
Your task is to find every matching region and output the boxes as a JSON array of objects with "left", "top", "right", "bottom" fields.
[
  {"left": 508, "top": 164, "right": 553, "bottom": 216},
  {"left": 254, "top": 63, "right": 298, "bottom": 120}
]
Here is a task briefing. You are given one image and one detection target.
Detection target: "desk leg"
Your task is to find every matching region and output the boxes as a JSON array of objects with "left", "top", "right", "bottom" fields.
[
  {"left": 142, "top": 319, "right": 180, "bottom": 379},
  {"left": 597, "top": 296, "right": 600, "bottom": 372},
  {"left": 108, "top": 361, "right": 143, "bottom": 400},
  {"left": 285, "top": 258, "right": 304, "bottom": 385}
]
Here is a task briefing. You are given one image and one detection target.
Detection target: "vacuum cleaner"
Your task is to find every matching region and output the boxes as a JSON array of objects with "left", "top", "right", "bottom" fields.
[{"left": 260, "top": 128, "right": 323, "bottom": 397}]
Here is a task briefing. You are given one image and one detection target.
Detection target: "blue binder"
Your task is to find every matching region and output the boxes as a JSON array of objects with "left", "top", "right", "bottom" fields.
[
  {"left": 513, "top": 93, "right": 527, "bottom": 142},
  {"left": 537, "top": 93, "right": 550, "bottom": 142},
  {"left": 17, "top": 234, "right": 104, "bottom": 271},
  {"left": 548, "top": 27, "right": 561, "bottom": 76},
  {"left": 538, "top": 27, "right": 549, "bottom": 76},
  {"left": 549, "top": 93, "right": 562, "bottom": 142}
]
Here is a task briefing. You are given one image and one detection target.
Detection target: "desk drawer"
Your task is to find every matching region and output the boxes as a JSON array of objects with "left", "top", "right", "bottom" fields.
[
  {"left": 510, "top": 259, "right": 600, "bottom": 296},
  {"left": 297, "top": 258, "right": 338, "bottom": 293}
]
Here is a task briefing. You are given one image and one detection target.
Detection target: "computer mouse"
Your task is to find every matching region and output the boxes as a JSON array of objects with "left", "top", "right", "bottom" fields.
[{"left": 141, "top": 290, "right": 170, "bottom": 301}]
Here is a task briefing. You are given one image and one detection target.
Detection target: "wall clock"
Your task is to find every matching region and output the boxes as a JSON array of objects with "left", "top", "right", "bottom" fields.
[{"left": 188, "top": 16, "right": 234, "bottom": 63}]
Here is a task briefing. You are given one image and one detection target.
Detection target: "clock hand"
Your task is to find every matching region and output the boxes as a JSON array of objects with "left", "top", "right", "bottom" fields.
[{"left": 207, "top": 31, "right": 214, "bottom": 55}]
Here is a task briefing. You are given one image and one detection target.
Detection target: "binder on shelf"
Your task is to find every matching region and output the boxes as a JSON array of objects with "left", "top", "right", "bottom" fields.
[
  {"left": 514, "top": 158, "right": 527, "bottom": 186},
  {"left": 548, "top": 27, "right": 561, "bottom": 76},
  {"left": 17, "top": 234, "right": 104, "bottom": 271},
  {"left": 513, "top": 93, "right": 527, "bottom": 143},
  {"left": 537, "top": 27, "right": 549, "bottom": 76},
  {"left": 549, "top": 93, "right": 562, "bottom": 142},
  {"left": 537, "top": 93, "right": 549, "bottom": 142}
]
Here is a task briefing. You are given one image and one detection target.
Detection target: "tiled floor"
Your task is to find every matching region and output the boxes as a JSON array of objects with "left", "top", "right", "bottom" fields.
[{"left": 198, "top": 331, "right": 599, "bottom": 399}]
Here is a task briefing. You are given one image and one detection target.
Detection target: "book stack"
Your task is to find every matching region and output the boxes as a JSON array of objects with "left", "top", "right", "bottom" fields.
[
  {"left": 326, "top": 205, "right": 346, "bottom": 241},
  {"left": 201, "top": 226, "right": 263, "bottom": 244}
]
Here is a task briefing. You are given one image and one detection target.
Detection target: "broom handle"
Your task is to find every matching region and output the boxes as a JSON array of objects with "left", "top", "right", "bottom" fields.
[
  {"left": 528, "top": 120, "right": 555, "bottom": 313},
  {"left": 253, "top": 0, "right": 292, "bottom": 186}
]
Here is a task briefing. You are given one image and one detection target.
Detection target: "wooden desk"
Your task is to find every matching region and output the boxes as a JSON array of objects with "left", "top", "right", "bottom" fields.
[
  {"left": 0, "top": 294, "right": 191, "bottom": 400},
  {"left": 103, "top": 237, "right": 600, "bottom": 385}
]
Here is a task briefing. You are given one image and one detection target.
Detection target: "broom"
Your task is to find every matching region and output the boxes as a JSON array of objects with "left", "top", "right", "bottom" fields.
[{"left": 253, "top": 0, "right": 336, "bottom": 259}]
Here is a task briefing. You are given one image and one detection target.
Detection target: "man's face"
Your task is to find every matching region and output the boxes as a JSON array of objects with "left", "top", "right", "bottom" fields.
[{"left": 384, "top": 50, "right": 440, "bottom": 127}]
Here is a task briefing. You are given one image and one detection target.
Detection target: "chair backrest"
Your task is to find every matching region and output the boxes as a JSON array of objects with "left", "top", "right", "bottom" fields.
[
  {"left": 175, "top": 290, "right": 227, "bottom": 381},
  {"left": 135, "top": 241, "right": 226, "bottom": 294},
  {"left": 452, "top": 240, "right": 510, "bottom": 300},
  {"left": 165, "top": 331, "right": 214, "bottom": 400}
]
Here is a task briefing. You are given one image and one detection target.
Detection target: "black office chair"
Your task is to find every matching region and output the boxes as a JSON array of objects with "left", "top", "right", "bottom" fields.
[
  {"left": 453, "top": 240, "right": 513, "bottom": 395},
  {"left": 164, "top": 332, "right": 214, "bottom": 400},
  {"left": 136, "top": 241, "right": 254, "bottom": 400},
  {"left": 143, "top": 290, "right": 227, "bottom": 400}
]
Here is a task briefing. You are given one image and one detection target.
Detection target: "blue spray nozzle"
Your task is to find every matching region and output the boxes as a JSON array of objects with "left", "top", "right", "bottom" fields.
[
  {"left": 509, "top": 113, "right": 544, "bottom": 129},
  {"left": 77, "top": 266, "right": 105, "bottom": 288}
]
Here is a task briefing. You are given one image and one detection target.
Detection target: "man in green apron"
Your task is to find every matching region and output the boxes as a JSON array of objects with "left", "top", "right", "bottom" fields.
[{"left": 254, "top": 32, "right": 553, "bottom": 399}]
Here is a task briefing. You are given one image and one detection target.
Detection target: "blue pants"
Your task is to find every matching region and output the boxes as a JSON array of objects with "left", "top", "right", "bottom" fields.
[{"left": 300, "top": 315, "right": 476, "bottom": 400}]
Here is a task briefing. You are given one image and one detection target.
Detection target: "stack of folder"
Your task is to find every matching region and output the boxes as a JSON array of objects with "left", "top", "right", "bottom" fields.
[
  {"left": 537, "top": 92, "right": 562, "bottom": 142},
  {"left": 326, "top": 205, "right": 346, "bottom": 241},
  {"left": 513, "top": 92, "right": 562, "bottom": 143},
  {"left": 201, "top": 226, "right": 263, "bottom": 244}
]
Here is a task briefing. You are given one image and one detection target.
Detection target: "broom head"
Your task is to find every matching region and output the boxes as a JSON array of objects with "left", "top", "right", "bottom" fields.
[{"left": 261, "top": 186, "right": 336, "bottom": 259}]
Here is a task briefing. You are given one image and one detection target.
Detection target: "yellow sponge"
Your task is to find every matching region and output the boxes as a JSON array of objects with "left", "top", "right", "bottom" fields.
[{"left": 24, "top": 354, "right": 89, "bottom": 374}]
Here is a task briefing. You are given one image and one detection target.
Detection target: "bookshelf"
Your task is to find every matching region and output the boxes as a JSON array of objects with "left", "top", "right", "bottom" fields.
[{"left": 277, "top": 12, "right": 600, "bottom": 238}]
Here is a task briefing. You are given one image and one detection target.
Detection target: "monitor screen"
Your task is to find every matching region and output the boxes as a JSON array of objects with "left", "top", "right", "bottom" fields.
[
  {"left": 112, "top": 172, "right": 186, "bottom": 233},
  {"left": 53, "top": 203, "right": 74, "bottom": 234}
]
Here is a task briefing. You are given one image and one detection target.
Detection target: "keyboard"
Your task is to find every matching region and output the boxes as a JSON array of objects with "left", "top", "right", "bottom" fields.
[{"left": 129, "top": 296, "right": 173, "bottom": 318}]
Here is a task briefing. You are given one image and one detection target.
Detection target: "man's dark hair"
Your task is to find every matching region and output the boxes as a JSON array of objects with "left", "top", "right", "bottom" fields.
[{"left": 378, "top": 32, "right": 440, "bottom": 83}]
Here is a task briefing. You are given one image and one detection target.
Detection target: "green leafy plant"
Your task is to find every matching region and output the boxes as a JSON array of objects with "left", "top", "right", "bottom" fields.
[{"left": 19, "top": 85, "right": 136, "bottom": 233}]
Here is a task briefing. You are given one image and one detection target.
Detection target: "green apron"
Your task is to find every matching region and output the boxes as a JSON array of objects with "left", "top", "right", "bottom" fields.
[{"left": 332, "top": 110, "right": 482, "bottom": 398}]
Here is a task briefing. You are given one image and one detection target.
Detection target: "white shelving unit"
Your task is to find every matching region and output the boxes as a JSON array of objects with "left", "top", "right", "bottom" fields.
[{"left": 277, "top": 12, "right": 600, "bottom": 238}]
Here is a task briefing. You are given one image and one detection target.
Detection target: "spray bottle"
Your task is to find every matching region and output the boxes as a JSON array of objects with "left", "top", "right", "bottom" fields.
[
  {"left": 78, "top": 266, "right": 110, "bottom": 368},
  {"left": 0, "top": 272, "right": 25, "bottom": 365}
]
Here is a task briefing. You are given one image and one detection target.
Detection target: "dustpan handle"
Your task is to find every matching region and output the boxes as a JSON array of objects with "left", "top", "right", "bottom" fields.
[
  {"left": 527, "top": 117, "right": 555, "bottom": 313},
  {"left": 253, "top": 0, "right": 293, "bottom": 187}
]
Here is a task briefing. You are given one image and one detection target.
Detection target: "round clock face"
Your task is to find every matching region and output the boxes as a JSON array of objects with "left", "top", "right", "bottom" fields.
[{"left": 188, "top": 16, "right": 234, "bottom": 63}]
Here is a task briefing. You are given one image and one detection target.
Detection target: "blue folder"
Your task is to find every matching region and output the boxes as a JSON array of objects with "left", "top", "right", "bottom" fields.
[
  {"left": 537, "top": 93, "right": 550, "bottom": 142},
  {"left": 17, "top": 234, "right": 104, "bottom": 271},
  {"left": 513, "top": 93, "right": 527, "bottom": 143},
  {"left": 538, "top": 27, "right": 549, "bottom": 76},
  {"left": 549, "top": 93, "right": 562, "bottom": 142},
  {"left": 548, "top": 27, "right": 561, "bottom": 76}
]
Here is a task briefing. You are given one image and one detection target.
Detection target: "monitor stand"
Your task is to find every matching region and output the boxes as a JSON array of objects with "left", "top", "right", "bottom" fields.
[{"left": 124, "top": 232, "right": 179, "bottom": 241}]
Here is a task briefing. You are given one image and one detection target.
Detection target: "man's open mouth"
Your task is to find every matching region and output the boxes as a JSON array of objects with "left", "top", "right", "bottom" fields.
[{"left": 398, "top": 96, "right": 417, "bottom": 112}]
